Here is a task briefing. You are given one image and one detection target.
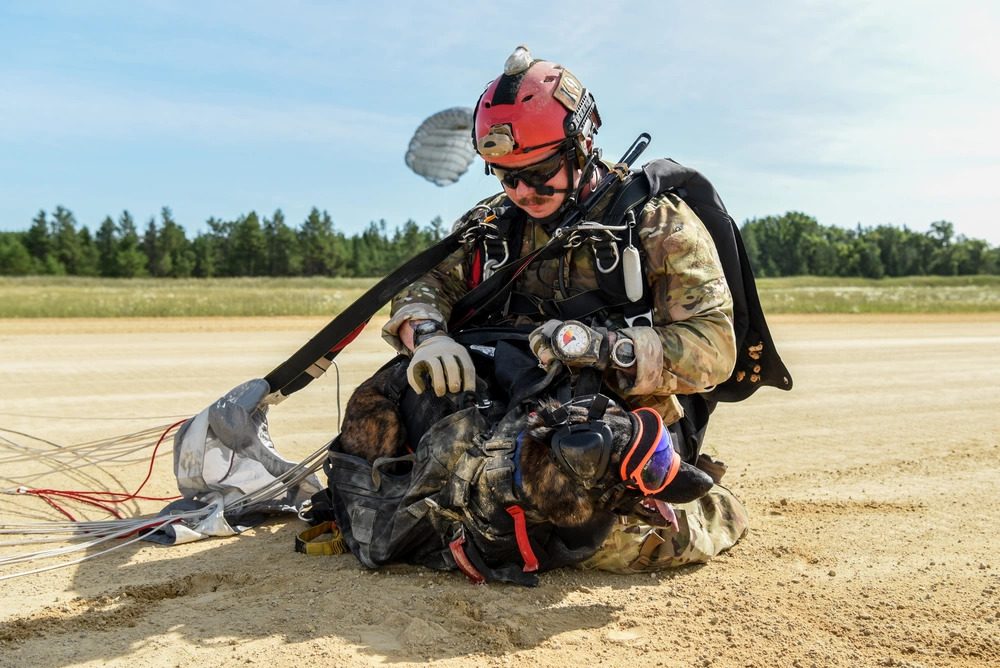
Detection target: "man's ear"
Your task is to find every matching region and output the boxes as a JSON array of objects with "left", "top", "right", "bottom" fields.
[{"left": 651, "top": 461, "right": 714, "bottom": 504}]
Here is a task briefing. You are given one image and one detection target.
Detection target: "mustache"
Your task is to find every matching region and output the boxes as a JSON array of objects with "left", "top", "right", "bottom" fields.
[{"left": 515, "top": 194, "right": 550, "bottom": 207}]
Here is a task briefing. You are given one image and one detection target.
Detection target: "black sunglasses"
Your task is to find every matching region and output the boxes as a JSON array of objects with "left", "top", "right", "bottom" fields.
[{"left": 490, "top": 152, "right": 565, "bottom": 189}]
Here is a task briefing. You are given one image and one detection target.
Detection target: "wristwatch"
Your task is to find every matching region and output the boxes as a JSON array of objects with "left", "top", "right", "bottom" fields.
[
  {"left": 610, "top": 335, "right": 636, "bottom": 369},
  {"left": 411, "top": 320, "right": 445, "bottom": 347}
]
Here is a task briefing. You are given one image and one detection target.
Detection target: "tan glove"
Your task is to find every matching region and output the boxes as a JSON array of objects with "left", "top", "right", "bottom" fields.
[{"left": 407, "top": 335, "right": 476, "bottom": 397}]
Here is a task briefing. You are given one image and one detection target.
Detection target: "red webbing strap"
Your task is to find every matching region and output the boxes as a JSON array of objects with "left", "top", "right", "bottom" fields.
[
  {"left": 505, "top": 505, "right": 539, "bottom": 572},
  {"left": 449, "top": 535, "right": 486, "bottom": 584},
  {"left": 331, "top": 322, "right": 366, "bottom": 353},
  {"left": 468, "top": 248, "right": 482, "bottom": 289}
]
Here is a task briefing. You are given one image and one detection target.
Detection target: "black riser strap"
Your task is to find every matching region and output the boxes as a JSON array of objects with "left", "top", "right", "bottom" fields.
[{"left": 263, "top": 231, "right": 466, "bottom": 398}]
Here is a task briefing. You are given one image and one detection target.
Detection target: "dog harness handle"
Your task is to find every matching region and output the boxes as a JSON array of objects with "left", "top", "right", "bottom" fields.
[
  {"left": 449, "top": 535, "right": 487, "bottom": 584},
  {"left": 505, "top": 505, "right": 540, "bottom": 572}
]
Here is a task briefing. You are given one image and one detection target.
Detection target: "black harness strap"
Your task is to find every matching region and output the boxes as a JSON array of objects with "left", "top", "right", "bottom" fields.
[
  {"left": 448, "top": 242, "right": 564, "bottom": 331},
  {"left": 493, "top": 172, "right": 657, "bottom": 325},
  {"left": 262, "top": 228, "right": 471, "bottom": 402},
  {"left": 449, "top": 135, "right": 652, "bottom": 332}
]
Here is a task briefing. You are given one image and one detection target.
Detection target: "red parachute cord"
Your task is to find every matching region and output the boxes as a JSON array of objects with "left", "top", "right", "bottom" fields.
[{"left": 22, "top": 419, "right": 188, "bottom": 522}]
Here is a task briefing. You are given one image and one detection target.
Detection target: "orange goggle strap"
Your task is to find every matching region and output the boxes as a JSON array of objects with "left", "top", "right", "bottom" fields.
[{"left": 620, "top": 407, "right": 681, "bottom": 495}]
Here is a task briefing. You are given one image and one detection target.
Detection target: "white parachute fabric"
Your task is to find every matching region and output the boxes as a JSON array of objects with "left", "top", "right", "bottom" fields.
[
  {"left": 172, "top": 378, "right": 322, "bottom": 513},
  {"left": 405, "top": 107, "right": 476, "bottom": 186}
]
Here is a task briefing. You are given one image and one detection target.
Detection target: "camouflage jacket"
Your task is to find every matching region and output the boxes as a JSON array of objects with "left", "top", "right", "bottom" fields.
[{"left": 384, "top": 184, "right": 737, "bottom": 420}]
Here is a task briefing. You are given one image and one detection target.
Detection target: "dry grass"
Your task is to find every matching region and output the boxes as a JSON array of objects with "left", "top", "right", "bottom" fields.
[
  {"left": 0, "top": 276, "right": 383, "bottom": 317},
  {"left": 0, "top": 275, "right": 998, "bottom": 317},
  {"left": 756, "top": 275, "right": 1000, "bottom": 313}
]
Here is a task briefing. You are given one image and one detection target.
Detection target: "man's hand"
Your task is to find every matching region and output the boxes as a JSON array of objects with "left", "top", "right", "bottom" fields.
[
  {"left": 528, "top": 319, "right": 610, "bottom": 370},
  {"left": 407, "top": 335, "right": 477, "bottom": 397}
]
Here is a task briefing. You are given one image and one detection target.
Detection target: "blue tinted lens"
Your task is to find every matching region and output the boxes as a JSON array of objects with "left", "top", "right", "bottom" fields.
[{"left": 639, "top": 429, "right": 674, "bottom": 490}]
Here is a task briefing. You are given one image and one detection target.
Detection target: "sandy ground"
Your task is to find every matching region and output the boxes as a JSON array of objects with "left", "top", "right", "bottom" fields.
[{"left": 1, "top": 314, "right": 999, "bottom": 668}]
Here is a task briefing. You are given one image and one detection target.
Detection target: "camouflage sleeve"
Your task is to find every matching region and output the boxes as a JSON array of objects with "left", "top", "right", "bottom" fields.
[
  {"left": 610, "top": 193, "right": 736, "bottom": 397},
  {"left": 381, "top": 243, "right": 475, "bottom": 353}
]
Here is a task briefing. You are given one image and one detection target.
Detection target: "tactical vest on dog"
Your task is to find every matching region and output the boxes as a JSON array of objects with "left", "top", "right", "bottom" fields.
[{"left": 309, "top": 401, "right": 615, "bottom": 586}]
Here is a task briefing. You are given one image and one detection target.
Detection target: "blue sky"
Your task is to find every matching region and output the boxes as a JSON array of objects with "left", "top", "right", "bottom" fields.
[{"left": 1, "top": 1, "right": 998, "bottom": 244}]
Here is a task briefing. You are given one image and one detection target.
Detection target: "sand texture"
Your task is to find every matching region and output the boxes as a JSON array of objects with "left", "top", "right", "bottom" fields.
[{"left": 1, "top": 314, "right": 999, "bottom": 667}]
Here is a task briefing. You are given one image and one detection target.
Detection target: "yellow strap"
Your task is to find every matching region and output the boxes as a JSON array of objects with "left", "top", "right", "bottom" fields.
[{"left": 295, "top": 521, "right": 348, "bottom": 556}]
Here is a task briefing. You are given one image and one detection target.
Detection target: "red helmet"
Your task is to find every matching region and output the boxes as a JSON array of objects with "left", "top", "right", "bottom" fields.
[{"left": 473, "top": 46, "right": 601, "bottom": 167}]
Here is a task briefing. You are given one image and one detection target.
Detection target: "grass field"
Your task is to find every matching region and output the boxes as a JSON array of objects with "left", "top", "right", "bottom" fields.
[
  {"left": 755, "top": 275, "right": 1000, "bottom": 313},
  {"left": 1, "top": 275, "right": 998, "bottom": 317}
]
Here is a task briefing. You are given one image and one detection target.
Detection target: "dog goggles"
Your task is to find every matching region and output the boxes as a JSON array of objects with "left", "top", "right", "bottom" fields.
[
  {"left": 621, "top": 407, "right": 680, "bottom": 496},
  {"left": 490, "top": 151, "right": 565, "bottom": 189}
]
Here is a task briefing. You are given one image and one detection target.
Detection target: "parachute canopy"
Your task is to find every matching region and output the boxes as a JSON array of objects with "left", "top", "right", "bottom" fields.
[{"left": 405, "top": 107, "right": 476, "bottom": 186}]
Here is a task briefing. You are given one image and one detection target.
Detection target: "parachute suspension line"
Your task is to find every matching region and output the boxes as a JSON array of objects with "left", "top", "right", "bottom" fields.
[
  {"left": 331, "top": 358, "right": 342, "bottom": 432},
  {"left": 227, "top": 443, "right": 329, "bottom": 515},
  {"left": 0, "top": 425, "right": 178, "bottom": 518},
  {"left": 0, "top": 445, "right": 325, "bottom": 581},
  {"left": 0, "top": 424, "right": 178, "bottom": 479},
  {"left": 0, "top": 511, "right": 204, "bottom": 582},
  {"left": 6, "top": 420, "right": 185, "bottom": 522},
  {"left": 0, "top": 411, "right": 191, "bottom": 421}
]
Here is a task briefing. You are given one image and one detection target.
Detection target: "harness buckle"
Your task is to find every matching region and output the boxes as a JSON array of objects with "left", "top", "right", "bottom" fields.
[{"left": 624, "top": 309, "right": 653, "bottom": 328}]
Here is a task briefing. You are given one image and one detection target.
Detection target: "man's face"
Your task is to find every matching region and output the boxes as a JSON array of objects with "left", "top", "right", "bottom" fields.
[{"left": 492, "top": 149, "right": 575, "bottom": 220}]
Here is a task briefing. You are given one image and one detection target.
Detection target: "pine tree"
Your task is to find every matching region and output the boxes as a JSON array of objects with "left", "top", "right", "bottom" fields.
[
  {"left": 142, "top": 217, "right": 160, "bottom": 276},
  {"left": 263, "top": 209, "right": 301, "bottom": 276},
  {"left": 25, "top": 210, "right": 51, "bottom": 265},
  {"left": 117, "top": 211, "right": 148, "bottom": 278},
  {"left": 50, "top": 206, "right": 80, "bottom": 274},
  {"left": 158, "top": 207, "right": 194, "bottom": 277},
  {"left": 75, "top": 226, "right": 100, "bottom": 276},
  {"left": 96, "top": 216, "right": 119, "bottom": 277},
  {"left": 229, "top": 211, "right": 267, "bottom": 276},
  {"left": 299, "top": 208, "right": 336, "bottom": 276}
]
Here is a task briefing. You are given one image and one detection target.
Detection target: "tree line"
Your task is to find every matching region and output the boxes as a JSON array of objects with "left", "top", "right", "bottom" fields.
[
  {"left": 1, "top": 207, "right": 997, "bottom": 278},
  {"left": 0, "top": 207, "right": 445, "bottom": 278},
  {"left": 741, "top": 212, "right": 999, "bottom": 278}
]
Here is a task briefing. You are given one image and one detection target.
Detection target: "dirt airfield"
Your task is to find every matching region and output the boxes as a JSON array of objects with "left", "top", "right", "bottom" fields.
[{"left": 1, "top": 314, "right": 999, "bottom": 668}]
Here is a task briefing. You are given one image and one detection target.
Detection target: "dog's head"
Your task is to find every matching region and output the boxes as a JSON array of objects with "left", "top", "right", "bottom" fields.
[{"left": 516, "top": 395, "right": 714, "bottom": 527}]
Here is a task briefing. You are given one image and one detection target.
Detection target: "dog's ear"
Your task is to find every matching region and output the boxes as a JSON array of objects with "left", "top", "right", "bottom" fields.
[{"left": 650, "top": 460, "right": 714, "bottom": 504}]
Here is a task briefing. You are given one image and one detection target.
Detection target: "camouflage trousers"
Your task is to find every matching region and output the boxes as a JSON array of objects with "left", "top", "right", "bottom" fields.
[{"left": 576, "top": 485, "right": 749, "bottom": 574}]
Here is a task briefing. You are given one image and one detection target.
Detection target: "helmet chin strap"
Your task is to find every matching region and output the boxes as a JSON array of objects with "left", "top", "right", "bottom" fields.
[
  {"left": 525, "top": 144, "right": 602, "bottom": 230},
  {"left": 542, "top": 145, "right": 601, "bottom": 220}
]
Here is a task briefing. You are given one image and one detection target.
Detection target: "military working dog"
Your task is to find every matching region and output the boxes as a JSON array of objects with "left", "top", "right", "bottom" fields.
[{"left": 338, "top": 362, "right": 714, "bottom": 530}]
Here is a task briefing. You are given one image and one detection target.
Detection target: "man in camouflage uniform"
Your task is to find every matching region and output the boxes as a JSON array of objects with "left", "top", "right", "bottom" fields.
[{"left": 382, "top": 46, "right": 748, "bottom": 573}]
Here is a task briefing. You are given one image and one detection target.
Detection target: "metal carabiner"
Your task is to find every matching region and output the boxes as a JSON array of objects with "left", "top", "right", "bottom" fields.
[
  {"left": 483, "top": 239, "right": 509, "bottom": 277},
  {"left": 595, "top": 240, "right": 621, "bottom": 274},
  {"left": 482, "top": 258, "right": 499, "bottom": 280},
  {"left": 296, "top": 500, "right": 314, "bottom": 523}
]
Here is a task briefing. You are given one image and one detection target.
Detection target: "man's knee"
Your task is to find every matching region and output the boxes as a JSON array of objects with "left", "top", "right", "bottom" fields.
[{"left": 577, "top": 485, "right": 749, "bottom": 573}]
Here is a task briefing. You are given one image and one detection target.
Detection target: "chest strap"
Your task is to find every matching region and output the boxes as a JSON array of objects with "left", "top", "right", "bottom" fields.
[{"left": 505, "top": 290, "right": 651, "bottom": 325}]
